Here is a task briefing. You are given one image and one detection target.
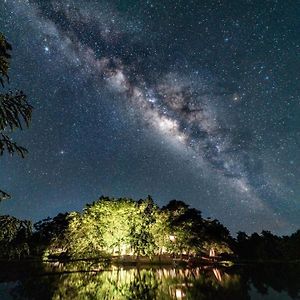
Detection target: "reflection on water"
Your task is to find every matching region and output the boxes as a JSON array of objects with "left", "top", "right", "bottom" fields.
[{"left": 1, "top": 260, "right": 300, "bottom": 299}]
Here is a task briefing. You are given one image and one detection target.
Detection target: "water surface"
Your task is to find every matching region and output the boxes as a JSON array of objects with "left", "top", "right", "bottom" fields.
[{"left": 0, "top": 260, "right": 299, "bottom": 299}]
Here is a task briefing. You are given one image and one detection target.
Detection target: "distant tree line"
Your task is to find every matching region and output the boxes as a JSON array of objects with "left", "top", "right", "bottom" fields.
[
  {"left": 0, "top": 196, "right": 299, "bottom": 261},
  {"left": 235, "top": 230, "right": 300, "bottom": 261}
]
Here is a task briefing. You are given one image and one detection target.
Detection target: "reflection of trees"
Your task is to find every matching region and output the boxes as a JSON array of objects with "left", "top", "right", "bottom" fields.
[
  {"left": 50, "top": 268, "right": 161, "bottom": 300},
  {"left": 186, "top": 272, "right": 249, "bottom": 300},
  {"left": 9, "top": 262, "right": 300, "bottom": 300},
  {"left": 236, "top": 263, "right": 300, "bottom": 299},
  {"left": 10, "top": 263, "right": 251, "bottom": 300}
]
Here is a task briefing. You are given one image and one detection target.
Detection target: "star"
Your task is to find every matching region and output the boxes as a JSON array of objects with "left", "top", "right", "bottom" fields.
[{"left": 0, "top": 0, "right": 299, "bottom": 235}]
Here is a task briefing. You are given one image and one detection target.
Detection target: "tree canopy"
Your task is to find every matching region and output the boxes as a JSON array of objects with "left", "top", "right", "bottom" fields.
[
  {"left": 41, "top": 196, "right": 233, "bottom": 259},
  {"left": 1, "top": 196, "right": 300, "bottom": 262}
]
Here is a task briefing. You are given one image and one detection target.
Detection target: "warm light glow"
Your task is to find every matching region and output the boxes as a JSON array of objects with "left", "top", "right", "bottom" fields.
[
  {"left": 175, "top": 288, "right": 185, "bottom": 299},
  {"left": 169, "top": 235, "right": 176, "bottom": 242},
  {"left": 209, "top": 248, "right": 215, "bottom": 257},
  {"left": 213, "top": 268, "right": 222, "bottom": 282}
]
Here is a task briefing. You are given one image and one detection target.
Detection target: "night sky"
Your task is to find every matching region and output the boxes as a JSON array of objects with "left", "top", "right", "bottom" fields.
[{"left": 0, "top": 0, "right": 299, "bottom": 234}]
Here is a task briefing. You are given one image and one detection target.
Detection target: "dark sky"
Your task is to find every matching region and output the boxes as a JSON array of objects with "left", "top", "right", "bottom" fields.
[{"left": 0, "top": 0, "right": 299, "bottom": 234}]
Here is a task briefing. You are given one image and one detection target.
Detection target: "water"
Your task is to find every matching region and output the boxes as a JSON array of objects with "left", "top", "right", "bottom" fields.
[{"left": 0, "top": 260, "right": 299, "bottom": 299}]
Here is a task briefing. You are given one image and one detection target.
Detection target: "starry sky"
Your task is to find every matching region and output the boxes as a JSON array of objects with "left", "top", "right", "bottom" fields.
[{"left": 0, "top": 0, "right": 299, "bottom": 234}]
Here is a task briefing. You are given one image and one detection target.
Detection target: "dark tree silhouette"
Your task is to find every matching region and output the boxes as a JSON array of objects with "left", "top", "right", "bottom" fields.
[
  {"left": 31, "top": 213, "right": 70, "bottom": 256},
  {"left": 0, "top": 33, "right": 33, "bottom": 200}
]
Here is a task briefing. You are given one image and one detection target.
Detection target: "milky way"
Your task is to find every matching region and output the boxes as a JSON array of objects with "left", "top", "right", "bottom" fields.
[{"left": 1, "top": 0, "right": 300, "bottom": 234}]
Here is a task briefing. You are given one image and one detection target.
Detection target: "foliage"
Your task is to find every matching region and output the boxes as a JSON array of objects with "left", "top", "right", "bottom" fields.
[
  {"left": 2, "top": 197, "right": 300, "bottom": 262},
  {"left": 0, "top": 33, "right": 11, "bottom": 85},
  {"left": 31, "top": 213, "right": 70, "bottom": 256},
  {"left": 0, "top": 215, "right": 32, "bottom": 259},
  {"left": 162, "top": 200, "right": 233, "bottom": 255},
  {"left": 0, "top": 33, "right": 33, "bottom": 201},
  {"left": 42, "top": 197, "right": 233, "bottom": 259},
  {"left": 57, "top": 197, "right": 162, "bottom": 258}
]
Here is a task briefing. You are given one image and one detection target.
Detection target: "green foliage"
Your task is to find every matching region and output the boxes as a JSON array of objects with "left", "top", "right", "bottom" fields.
[
  {"left": 129, "top": 197, "right": 158, "bottom": 256},
  {"left": 0, "top": 33, "right": 33, "bottom": 201},
  {"left": 0, "top": 215, "right": 32, "bottom": 259},
  {"left": 43, "top": 197, "right": 232, "bottom": 259},
  {"left": 2, "top": 197, "right": 300, "bottom": 262},
  {"left": 57, "top": 197, "right": 162, "bottom": 258}
]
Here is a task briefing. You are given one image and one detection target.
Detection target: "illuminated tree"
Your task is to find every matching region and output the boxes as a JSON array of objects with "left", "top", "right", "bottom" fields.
[
  {"left": 129, "top": 196, "right": 157, "bottom": 257},
  {"left": 43, "top": 196, "right": 233, "bottom": 259}
]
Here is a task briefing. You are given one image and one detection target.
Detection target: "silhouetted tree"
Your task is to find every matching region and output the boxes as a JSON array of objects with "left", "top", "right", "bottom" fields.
[
  {"left": 31, "top": 213, "right": 70, "bottom": 256},
  {"left": 234, "top": 230, "right": 300, "bottom": 261},
  {"left": 287, "top": 230, "right": 300, "bottom": 259},
  {"left": 0, "top": 33, "right": 33, "bottom": 200},
  {"left": 162, "top": 200, "right": 204, "bottom": 254}
]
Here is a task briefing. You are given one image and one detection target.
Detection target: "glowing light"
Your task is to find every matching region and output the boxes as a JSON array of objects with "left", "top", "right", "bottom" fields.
[
  {"left": 213, "top": 268, "right": 222, "bottom": 282},
  {"left": 157, "top": 117, "right": 177, "bottom": 133},
  {"left": 209, "top": 248, "right": 215, "bottom": 257},
  {"left": 169, "top": 235, "right": 176, "bottom": 242},
  {"left": 233, "top": 93, "right": 240, "bottom": 101},
  {"left": 148, "top": 97, "right": 156, "bottom": 103},
  {"left": 175, "top": 288, "right": 185, "bottom": 299}
]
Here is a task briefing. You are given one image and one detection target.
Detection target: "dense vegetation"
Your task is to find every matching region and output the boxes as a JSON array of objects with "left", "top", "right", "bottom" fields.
[
  {"left": 0, "top": 196, "right": 300, "bottom": 262},
  {"left": 36, "top": 196, "right": 233, "bottom": 259},
  {"left": 0, "top": 215, "right": 31, "bottom": 259}
]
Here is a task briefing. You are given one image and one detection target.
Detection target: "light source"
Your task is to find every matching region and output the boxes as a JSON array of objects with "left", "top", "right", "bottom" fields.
[{"left": 169, "top": 235, "right": 176, "bottom": 242}]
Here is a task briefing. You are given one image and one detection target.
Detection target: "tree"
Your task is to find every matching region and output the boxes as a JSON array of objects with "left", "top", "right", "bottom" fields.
[
  {"left": 162, "top": 200, "right": 205, "bottom": 255},
  {"left": 42, "top": 197, "right": 235, "bottom": 259},
  {"left": 129, "top": 196, "right": 157, "bottom": 257},
  {"left": 0, "top": 215, "right": 32, "bottom": 259},
  {"left": 31, "top": 213, "right": 70, "bottom": 256},
  {"left": 0, "top": 33, "right": 33, "bottom": 200}
]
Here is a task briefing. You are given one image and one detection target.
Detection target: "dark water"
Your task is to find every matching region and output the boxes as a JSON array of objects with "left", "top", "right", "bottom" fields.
[{"left": 0, "top": 260, "right": 300, "bottom": 299}]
